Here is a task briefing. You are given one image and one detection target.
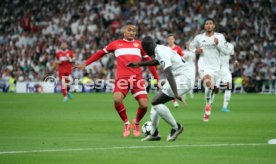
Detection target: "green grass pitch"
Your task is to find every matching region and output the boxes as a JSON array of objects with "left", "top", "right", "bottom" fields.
[{"left": 0, "top": 93, "right": 276, "bottom": 163}]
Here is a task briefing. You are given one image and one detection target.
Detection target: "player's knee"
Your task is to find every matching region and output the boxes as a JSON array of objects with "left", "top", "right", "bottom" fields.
[
  {"left": 204, "top": 77, "right": 212, "bottom": 88},
  {"left": 138, "top": 99, "right": 148, "bottom": 110},
  {"left": 139, "top": 104, "right": 148, "bottom": 110},
  {"left": 113, "top": 97, "right": 123, "bottom": 105}
]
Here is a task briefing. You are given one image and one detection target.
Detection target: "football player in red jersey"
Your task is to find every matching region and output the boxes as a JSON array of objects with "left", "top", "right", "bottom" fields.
[
  {"left": 75, "top": 23, "right": 159, "bottom": 137},
  {"left": 53, "top": 41, "right": 75, "bottom": 102},
  {"left": 167, "top": 34, "right": 184, "bottom": 108}
]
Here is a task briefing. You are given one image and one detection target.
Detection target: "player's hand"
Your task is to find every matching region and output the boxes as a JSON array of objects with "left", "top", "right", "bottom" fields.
[
  {"left": 195, "top": 48, "right": 203, "bottom": 55},
  {"left": 214, "top": 38, "right": 219, "bottom": 45},
  {"left": 175, "top": 95, "right": 187, "bottom": 108},
  {"left": 127, "top": 62, "right": 139, "bottom": 68},
  {"left": 74, "top": 63, "right": 86, "bottom": 70}
]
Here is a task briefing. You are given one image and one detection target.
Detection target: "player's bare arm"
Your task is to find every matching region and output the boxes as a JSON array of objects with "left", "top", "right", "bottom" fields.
[
  {"left": 127, "top": 59, "right": 159, "bottom": 68},
  {"left": 74, "top": 63, "right": 86, "bottom": 70}
]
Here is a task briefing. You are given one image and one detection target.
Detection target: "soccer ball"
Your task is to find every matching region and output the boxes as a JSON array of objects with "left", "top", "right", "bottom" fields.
[{"left": 142, "top": 121, "right": 152, "bottom": 136}]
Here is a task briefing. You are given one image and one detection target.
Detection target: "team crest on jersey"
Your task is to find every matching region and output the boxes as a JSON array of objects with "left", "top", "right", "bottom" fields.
[{"left": 133, "top": 43, "right": 139, "bottom": 47}]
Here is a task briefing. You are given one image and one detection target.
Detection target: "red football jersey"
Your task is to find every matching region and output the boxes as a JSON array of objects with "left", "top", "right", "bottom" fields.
[
  {"left": 55, "top": 49, "right": 74, "bottom": 74},
  {"left": 171, "top": 45, "right": 184, "bottom": 57},
  {"left": 103, "top": 39, "right": 148, "bottom": 79}
]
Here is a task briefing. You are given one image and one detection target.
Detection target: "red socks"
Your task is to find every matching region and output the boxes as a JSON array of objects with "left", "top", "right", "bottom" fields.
[
  {"left": 61, "top": 88, "right": 67, "bottom": 97},
  {"left": 114, "top": 102, "right": 128, "bottom": 123},
  {"left": 114, "top": 103, "right": 147, "bottom": 124},
  {"left": 135, "top": 108, "right": 147, "bottom": 123}
]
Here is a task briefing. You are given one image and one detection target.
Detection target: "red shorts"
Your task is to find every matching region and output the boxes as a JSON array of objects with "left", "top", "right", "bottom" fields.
[
  {"left": 113, "top": 76, "right": 148, "bottom": 100},
  {"left": 58, "top": 72, "right": 72, "bottom": 86}
]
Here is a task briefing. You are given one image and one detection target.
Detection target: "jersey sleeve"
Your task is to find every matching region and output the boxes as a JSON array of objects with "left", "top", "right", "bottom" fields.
[
  {"left": 158, "top": 49, "right": 172, "bottom": 70},
  {"left": 141, "top": 48, "right": 149, "bottom": 58},
  {"left": 85, "top": 41, "right": 116, "bottom": 65},
  {"left": 189, "top": 36, "right": 199, "bottom": 53},
  {"left": 216, "top": 34, "right": 234, "bottom": 56},
  {"left": 177, "top": 46, "right": 184, "bottom": 57},
  {"left": 217, "top": 42, "right": 234, "bottom": 56},
  {"left": 103, "top": 41, "right": 116, "bottom": 53}
]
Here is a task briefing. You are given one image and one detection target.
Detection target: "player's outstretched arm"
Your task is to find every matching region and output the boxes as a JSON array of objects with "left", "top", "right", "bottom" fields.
[
  {"left": 127, "top": 59, "right": 159, "bottom": 67},
  {"left": 75, "top": 49, "right": 107, "bottom": 70},
  {"left": 85, "top": 49, "right": 107, "bottom": 66},
  {"left": 74, "top": 63, "right": 86, "bottom": 70}
]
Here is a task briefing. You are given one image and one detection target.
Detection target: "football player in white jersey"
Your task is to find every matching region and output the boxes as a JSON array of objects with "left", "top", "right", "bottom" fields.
[
  {"left": 183, "top": 44, "right": 196, "bottom": 100},
  {"left": 190, "top": 18, "right": 227, "bottom": 122},
  {"left": 218, "top": 29, "right": 238, "bottom": 112},
  {"left": 127, "top": 36, "right": 194, "bottom": 141}
]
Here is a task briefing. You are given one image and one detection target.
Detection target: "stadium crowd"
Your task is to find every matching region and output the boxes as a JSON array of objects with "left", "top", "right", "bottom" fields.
[{"left": 0, "top": 0, "right": 275, "bottom": 93}]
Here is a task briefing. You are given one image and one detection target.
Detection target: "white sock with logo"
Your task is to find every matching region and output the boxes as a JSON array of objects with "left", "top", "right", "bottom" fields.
[{"left": 223, "top": 90, "right": 231, "bottom": 108}]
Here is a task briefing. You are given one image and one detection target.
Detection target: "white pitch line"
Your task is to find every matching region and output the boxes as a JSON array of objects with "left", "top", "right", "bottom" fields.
[{"left": 0, "top": 143, "right": 268, "bottom": 155}]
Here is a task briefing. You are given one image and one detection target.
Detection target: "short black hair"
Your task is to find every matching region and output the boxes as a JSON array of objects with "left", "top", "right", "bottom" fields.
[
  {"left": 167, "top": 33, "right": 175, "bottom": 38},
  {"left": 142, "top": 36, "right": 156, "bottom": 56},
  {"left": 204, "top": 18, "right": 215, "bottom": 24},
  {"left": 125, "top": 21, "right": 136, "bottom": 26}
]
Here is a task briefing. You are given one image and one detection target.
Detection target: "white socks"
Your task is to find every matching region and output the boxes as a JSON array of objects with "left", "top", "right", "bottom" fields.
[
  {"left": 210, "top": 93, "right": 215, "bottom": 105},
  {"left": 151, "top": 104, "right": 178, "bottom": 131},
  {"left": 150, "top": 107, "right": 160, "bottom": 135},
  {"left": 205, "top": 87, "right": 212, "bottom": 104},
  {"left": 223, "top": 90, "right": 231, "bottom": 108}
]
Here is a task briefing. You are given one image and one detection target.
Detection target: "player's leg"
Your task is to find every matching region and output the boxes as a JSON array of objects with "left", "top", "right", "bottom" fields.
[
  {"left": 142, "top": 91, "right": 174, "bottom": 141},
  {"left": 210, "top": 86, "right": 219, "bottom": 105},
  {"left": 66, "top": 75, "right": 73, "bottom": 99},
  {"left": 222, "top": 71, "right": 232, "bottom": 112},
  {"left": 202, "top": 73, "right": 213, "bottom": 121},
  {"left": 132, "top": 79, "right": 148, "bottom": 137},
  {"left": 60, "top": 74, "right": 68, "bottom": 102},
  {"left": 189, "top": 89, "right": 194, "bottom": 99},
  {"left": 113, "top": 92, "right": 131, "bottom": 137},
  {"left": 142, "top": 81, "right": 184, "bottom": 142},
  {"left": 113, "top": 78, "right": 130, "bottom": 137},
  {"left": 222, "top": 82, "right": 231, "bottom": 112}
]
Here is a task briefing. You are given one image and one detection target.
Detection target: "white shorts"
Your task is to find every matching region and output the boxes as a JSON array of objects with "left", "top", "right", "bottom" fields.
[
  {"left": 161, "top": 76, "right": 193, "bottom": 98},
  {"left": 198, "top": 69, "right": 220, "bottom": 87},
  {"left": 219, "top": 69, "right": 232, "bottom": 84}
]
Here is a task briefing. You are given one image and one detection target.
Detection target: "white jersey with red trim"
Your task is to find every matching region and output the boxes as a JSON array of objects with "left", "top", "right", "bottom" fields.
[{"left": 103, "top": 39, "right": 148, "bottom": 79}]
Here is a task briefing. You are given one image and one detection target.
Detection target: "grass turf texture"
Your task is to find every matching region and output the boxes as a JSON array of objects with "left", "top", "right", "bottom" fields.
[{"left": 0, "top": 93, "right": 275, "bottom": 164}]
